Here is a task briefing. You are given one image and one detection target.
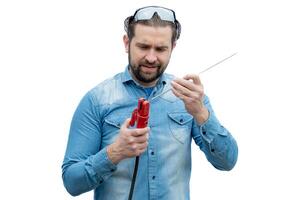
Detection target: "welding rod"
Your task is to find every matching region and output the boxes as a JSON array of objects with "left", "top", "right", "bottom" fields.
[{"left": 150, "top": 52, "right": 237, "bottom": 101}]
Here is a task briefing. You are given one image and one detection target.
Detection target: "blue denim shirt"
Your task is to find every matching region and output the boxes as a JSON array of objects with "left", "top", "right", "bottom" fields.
[{"left": 62, "top": 66, "right": 238, "bottom": 200}]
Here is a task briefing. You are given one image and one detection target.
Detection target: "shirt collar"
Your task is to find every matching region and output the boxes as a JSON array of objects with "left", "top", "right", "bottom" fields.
[{"left": 121, "top": 65, "right": 133, "bottom": 83}]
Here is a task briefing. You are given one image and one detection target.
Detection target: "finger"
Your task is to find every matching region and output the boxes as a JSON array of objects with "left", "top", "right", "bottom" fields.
[
  {"left": 173, "top": 77, "right": 198, "bottom": 91},
  {"left": 172, "top": 80, "right": 204, "bottom": 103},
  {"left": 183, "top": 74, "right": 202, "bottom": 85},
  {"left": 138, "top": 142, "right": 148, "bottom": 151},
  {"left": 171, "top": 87, "right": 188, "bottom": 101},
  {"left": 135, "top": 142, "right": 148, "bottom": 154},
  {"left": 134, "top": 133, "right": 149, "bottom": 143},
  {"left": 131, "top": 127, "right": 150, "bottom": 137},
  {"left": 171, "top": 80, "right": 191, "bottom": 97},
  {"left": 172, "top": 87, "right": 200, "bottom": 105},
  {"left": 131, "top": 142, "right": 148, "bottom": 155}
]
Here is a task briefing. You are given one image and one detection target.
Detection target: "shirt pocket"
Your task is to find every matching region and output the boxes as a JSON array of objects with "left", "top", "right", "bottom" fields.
[
  {"left": 102, "top": 115, "right": 129, "bottom": 145},
  {"left": 168, "top": 112, "right": 193, "bottom": 144},
  {"left": 103, "top": 115, "right": 136, "bottom": 178},
  {"left": 104, "top": 117, "right": 123, "bottom": 129}
]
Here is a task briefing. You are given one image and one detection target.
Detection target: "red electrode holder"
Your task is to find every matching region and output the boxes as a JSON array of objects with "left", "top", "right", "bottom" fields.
[
  {"left": 127, "top": 98, "right": 150, "bottom": 200},
  {"left": 129, "top": 98, "right": 150, "bottom": 128}
]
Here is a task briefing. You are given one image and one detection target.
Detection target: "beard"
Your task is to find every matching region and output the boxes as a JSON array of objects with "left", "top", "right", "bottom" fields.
[{"left": 128, "top": 53, "right": 168, "bottom": 84}]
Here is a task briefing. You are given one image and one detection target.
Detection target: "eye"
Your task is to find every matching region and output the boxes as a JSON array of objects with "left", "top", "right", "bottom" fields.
[
  {"left": 139, "top": 46, "right": 148, "bottom": 50},
  {"left": 156, "top": 47, "right": 167, "bottom": 52},
  {"left": 136, "top": 43, "right": 150, "bottom": 50}
]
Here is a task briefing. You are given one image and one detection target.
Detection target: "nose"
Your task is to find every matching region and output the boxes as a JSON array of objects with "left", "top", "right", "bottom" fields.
[{"left": 145, "top": 49, "right": 158, "bottom": 64}]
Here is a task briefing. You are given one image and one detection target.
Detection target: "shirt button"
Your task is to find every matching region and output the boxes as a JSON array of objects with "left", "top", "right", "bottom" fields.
[
  {"left": 179, "top": 118, "right": 183, "bottom": 123},
  {"left": 211, "top": 148, "right": 215, "bottom": 152},
  {"left": 202, "top": 131, "right": 206, "bottom": 135},
  {"left": 151, "top": 151, "right": 154, "bottom": 155},
  {"left": 110, "top": 169, "right": 115, "bottom": 172},
  {"left": 152, "top": 176, "right": 156, "bottom": 180}
]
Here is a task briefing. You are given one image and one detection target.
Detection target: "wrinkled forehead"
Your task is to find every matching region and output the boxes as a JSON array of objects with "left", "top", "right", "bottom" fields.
[{"left": 132, "top": 24, "right": 173, "bottom": 46}]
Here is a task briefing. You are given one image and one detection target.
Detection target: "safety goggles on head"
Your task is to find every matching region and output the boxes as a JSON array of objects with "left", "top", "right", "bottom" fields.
[
  {"left": 132, "top": 6, "right": 177, "bottom": 23},
  {"left": 124, "top": 6, "right": 181, "bottom": 40}
]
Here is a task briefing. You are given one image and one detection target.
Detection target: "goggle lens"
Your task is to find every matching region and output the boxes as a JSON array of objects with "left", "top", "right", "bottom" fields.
[{"left": 133, "top": 6, "right": 176, "bottom": 23}]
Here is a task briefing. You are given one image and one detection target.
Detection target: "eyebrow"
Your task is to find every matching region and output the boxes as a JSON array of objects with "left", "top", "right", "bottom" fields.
[{"left": 136, "top": 42, "right": 169, "bottom": 49}]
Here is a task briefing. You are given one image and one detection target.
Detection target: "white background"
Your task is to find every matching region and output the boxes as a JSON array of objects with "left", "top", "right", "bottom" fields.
[{"left": 0, "top": 0, "right": 299, "bottom": 199}]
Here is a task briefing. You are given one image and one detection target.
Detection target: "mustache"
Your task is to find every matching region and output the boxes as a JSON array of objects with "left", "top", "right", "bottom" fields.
[{"left": 139, "top": 61, "right": 160, "bottom": 68}]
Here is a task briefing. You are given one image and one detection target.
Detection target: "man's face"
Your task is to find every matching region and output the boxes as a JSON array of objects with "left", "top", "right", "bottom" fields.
[{"left": 124, "top": 24, "right": 175, "bottom": 87}]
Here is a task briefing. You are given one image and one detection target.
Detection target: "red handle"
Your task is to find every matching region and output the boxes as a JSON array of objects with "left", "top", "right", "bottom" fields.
[{"left": 130, "top": 98, "right": 150, "bottom": 128}]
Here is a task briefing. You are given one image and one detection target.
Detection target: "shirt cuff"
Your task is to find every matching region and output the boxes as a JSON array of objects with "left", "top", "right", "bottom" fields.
[
  {"left": 90, "top": 147, "right": 118, "bottom": 182},
  {"left": 197, "top": 110, "right": 228, "bottom": 143}
]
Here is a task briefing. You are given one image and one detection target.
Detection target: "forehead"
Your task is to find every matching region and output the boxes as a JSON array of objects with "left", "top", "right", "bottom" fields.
[{"left": 132, "top": 24, "right": 173, "bottom": 46}]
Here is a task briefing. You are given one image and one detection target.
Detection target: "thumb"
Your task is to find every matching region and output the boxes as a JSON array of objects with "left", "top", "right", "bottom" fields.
[
  {"left": 122, "top": 118, "right": 132, "bottom": 129},
  {"left": 183, "top": 74, "right": 201, "bottom": 85}
]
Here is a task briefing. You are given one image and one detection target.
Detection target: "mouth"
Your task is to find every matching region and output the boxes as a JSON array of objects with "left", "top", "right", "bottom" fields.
[{"left": 140, "top": 65, "right": 158, "bottom": 73}]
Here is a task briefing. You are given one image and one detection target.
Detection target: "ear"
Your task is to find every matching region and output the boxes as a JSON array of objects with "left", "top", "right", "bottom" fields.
[
  {"left": 123, "top": 34, "right": 129, "bottom": 53},
  {"left": 172, "top": 42, "right": 176, "bottom": 50}
]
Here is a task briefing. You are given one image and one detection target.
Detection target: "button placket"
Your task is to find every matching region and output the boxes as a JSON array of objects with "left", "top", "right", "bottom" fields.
[{"left": 148, "top": 141, "right": 157, "bottom": 199}]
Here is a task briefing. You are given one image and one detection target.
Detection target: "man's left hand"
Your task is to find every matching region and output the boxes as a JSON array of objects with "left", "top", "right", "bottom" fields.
[{"left": 171, "top": 74, "right": 209, "bottom": 124}]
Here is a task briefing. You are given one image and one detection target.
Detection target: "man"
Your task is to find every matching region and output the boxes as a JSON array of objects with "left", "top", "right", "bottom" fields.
[{"left": 62, "top": 6, "right": 238, "bottom": 200}]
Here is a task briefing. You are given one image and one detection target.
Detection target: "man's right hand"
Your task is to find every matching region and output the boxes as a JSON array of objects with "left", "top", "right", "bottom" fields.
[{"left": 107, "top": 118, "right": 150, "bottom": 164}]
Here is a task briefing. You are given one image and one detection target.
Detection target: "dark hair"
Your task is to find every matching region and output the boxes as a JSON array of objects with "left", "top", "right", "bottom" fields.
[{"left": 124, "top": 12, "right": 181, "bottom": 44}]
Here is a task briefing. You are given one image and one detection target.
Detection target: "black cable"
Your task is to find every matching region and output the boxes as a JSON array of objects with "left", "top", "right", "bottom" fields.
[{"left": 128, "top": 156, "right": 140, "bottom": 200}]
